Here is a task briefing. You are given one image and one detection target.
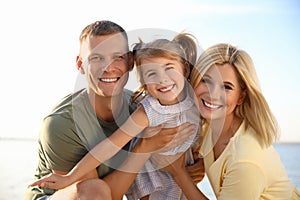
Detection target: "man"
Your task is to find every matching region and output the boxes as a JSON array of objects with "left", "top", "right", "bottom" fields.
[{"left": 25, "top": 20, "right": 196, "bottom": 200}]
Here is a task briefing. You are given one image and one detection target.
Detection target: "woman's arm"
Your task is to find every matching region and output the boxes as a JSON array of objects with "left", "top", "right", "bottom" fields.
[{"left": 162, "top": 153, "right": 209, "bottom": 200}]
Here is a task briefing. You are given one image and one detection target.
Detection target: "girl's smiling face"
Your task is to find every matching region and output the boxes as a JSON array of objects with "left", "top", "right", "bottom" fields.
[
  {"left": 140, "top": 57, "right": 188, "bottom": 105},
  {"left": 194, "top": 63, "right": 245, "bottom": 122}
]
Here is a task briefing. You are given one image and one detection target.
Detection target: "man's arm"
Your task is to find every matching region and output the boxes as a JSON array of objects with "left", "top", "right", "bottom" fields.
[{"left": 104, "top": 123, "right": 196, "bottom": 200}]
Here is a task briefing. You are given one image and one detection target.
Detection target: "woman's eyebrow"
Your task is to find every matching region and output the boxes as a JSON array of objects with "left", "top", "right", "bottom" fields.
[{"left": 223, "top": 81, "right": 235, "bottom": 88}]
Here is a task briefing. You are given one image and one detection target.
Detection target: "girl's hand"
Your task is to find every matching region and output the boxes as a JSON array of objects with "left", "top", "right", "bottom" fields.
[{"left": 29, "top": 173, "right": 72, "bottom": 190}]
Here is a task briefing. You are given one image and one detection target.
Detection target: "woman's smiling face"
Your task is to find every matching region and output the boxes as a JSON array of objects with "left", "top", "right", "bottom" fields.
[{"left": 194, "top": 63, "right": 245, "bottom": 122}]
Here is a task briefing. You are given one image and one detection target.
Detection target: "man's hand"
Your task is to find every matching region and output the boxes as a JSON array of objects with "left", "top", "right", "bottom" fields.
[{"left": 134, "top": 122, "right": 196, "bottom": 154}]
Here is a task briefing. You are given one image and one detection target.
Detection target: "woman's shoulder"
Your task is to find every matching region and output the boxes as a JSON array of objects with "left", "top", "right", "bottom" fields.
[{"left": 229, "top": 124, "right": 266, "bottom": 161}]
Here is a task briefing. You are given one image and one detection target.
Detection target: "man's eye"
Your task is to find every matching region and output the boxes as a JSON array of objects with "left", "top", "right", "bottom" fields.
[
  {"left": 89, "top": 55, "right": 102, "bottom": 62},
  {"left": 114, "top": 55, "right": 125, "bottom": 60}
]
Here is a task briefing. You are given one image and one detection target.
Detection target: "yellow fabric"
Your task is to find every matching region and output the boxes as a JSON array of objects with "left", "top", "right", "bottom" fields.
[{"left": 200, "top": 121, "right": 300, "bottom": 200}]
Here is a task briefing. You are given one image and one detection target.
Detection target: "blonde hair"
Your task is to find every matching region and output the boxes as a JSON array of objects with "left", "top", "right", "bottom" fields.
[
  {"left": 190, "top": 43, "right": 279, "bottom": 147},
  {"left": 132, "top": 32, "right": 198, "bottom": 102}
]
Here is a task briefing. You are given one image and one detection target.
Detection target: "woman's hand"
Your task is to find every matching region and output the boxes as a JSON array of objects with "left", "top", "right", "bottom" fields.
[
  {"left": 155, "top": 152, "right": 208, "bottom": 200},
  {"left": 186, "top": 152, "right": 205, "bottom": 185}
]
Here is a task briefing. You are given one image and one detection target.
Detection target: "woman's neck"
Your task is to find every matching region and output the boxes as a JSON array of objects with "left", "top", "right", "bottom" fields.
[{"left": 208, "top": 115, "right": 242, "bottom": 160}]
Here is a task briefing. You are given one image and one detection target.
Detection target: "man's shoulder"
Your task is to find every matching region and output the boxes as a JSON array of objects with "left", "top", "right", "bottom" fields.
[
  {"left": 48, "top": 89, "right": 85, "bottom": 115},
  {"left": 43, "top": 89, "right": 87, "bottom": 127},
  {"left": 123, "top": 88, "right": 138, "bottom": 112},
  {"left": 123, "top": 88, "right": 134, "bottom": 98}
]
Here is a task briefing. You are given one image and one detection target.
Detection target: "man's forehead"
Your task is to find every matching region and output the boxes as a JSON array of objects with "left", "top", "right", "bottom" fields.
[{"left": 81, "top": 33, "right": 128, "bottom": 56}]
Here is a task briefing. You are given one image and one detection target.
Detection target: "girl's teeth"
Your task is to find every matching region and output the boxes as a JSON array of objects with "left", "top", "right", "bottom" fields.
[{"left": 159, "top": 85, "right": 174, "bottom": 92}]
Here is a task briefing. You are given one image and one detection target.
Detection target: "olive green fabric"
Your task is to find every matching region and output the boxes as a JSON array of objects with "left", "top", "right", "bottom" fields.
[{"left": 25, "top": 88, "right": 136, "bottom": 199}]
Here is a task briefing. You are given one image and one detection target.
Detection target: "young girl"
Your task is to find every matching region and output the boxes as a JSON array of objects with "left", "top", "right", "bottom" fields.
[
  {"left": 163, "top": 43, "right": 300, "bottom": 199},
  {"left": 30, "top": 32, "right": 201, "bottom": 199}
]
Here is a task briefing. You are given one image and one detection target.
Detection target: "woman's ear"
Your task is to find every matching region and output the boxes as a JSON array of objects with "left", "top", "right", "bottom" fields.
[
  {"left": 76, "top": 56, "right": 85, "bottom": 74},
  {"left": 237, "top": 90, "right": 247, "bottom": 105}
]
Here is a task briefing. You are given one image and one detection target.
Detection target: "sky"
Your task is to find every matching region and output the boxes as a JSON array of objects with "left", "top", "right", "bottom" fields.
[{"left": 0, "top": 0, "right": 299, "bottom": 142}]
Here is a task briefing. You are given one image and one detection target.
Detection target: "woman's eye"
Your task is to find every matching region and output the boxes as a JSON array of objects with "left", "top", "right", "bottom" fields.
[
  {"left": 224, "top": 85, "right": 233, "bottom": 90},
  {"left": 165, "top": 66, "right": 174, "bottom": 71}
]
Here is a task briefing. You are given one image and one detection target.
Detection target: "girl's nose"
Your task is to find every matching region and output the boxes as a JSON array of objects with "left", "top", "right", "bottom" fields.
[{"left": 159, "top": 73, "right": 170, "bottom": 84}]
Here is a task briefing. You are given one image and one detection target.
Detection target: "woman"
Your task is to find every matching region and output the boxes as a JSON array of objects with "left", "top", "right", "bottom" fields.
[{"left": 163, "top": 43, "right": 300, "bottom": 199}]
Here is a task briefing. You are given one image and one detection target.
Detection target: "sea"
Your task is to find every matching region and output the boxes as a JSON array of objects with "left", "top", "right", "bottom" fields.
[{"left": 0, "top": 139, "right": 299, "bottom": 200}]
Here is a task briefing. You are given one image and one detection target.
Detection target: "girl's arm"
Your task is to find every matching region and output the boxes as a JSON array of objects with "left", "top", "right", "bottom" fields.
[{"left": 29, "top": 106, "right": 148, "bottom": 189}]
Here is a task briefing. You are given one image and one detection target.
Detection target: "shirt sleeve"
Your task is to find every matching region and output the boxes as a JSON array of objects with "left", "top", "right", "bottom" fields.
[
  {"left": 218, "top": 161, "right": 267, "bottom": 200},
  {"left": 39, "top": 114, "right": 87, "bottom": 172}
]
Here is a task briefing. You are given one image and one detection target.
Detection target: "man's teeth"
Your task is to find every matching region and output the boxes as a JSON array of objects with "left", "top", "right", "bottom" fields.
[
  {"left": 100, "top": 78, "right": 118, "bottom": 83},
  {"left": 203, "top": 100, "right": 221, "bottom": 109},
  {"left": 159, "top": 85, "right": 174, "bottom": 92}
]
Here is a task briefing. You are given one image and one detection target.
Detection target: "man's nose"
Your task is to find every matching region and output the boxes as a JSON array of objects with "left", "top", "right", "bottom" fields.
[{"left": 103, "top": 58, "right": 116, "bottom": 72}]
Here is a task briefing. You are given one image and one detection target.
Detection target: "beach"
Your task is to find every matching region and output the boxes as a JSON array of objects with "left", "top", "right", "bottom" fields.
[{"left": 0, "top": 139, "right": 299, "bottom": 200}]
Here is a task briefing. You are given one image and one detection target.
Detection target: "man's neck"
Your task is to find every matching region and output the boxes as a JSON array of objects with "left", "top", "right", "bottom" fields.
[{"left": 88, "top": 92, "right": 124, "bottom": 122}]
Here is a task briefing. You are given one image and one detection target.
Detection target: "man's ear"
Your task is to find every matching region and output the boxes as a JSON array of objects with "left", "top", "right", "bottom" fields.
[
  {"left": 127, "top": 51, "right": 134, "bottom": 71},
  {"left": 76, "top": 56, "right": 85, "bottom": 74}
]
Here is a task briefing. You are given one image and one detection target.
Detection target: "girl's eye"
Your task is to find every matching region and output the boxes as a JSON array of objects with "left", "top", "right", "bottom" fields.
[
  {"left": 147, "top": 72, "right": 156, "bottom": 77},
  {"left": 202, "top": 78, "right": 211, "bottom": 84}
]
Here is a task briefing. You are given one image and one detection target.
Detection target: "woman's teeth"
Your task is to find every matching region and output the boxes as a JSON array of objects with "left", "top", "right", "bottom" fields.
[{"left": 203, "top": 100, "right": 221, "bottom": 109}]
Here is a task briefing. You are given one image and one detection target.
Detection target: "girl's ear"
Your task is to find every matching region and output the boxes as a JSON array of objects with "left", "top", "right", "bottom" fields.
[
  {"left": 184, "top": 62, "right": 191, "bottom": 79},
  {"left": 143, "top": 84, "right": 147, "bottom": 91},
  {"left": 76, "top": 56, "right": 85, "bottom": 74},
  {"left": 237, "top": 90, "right": 247, "bottom": 105}
]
